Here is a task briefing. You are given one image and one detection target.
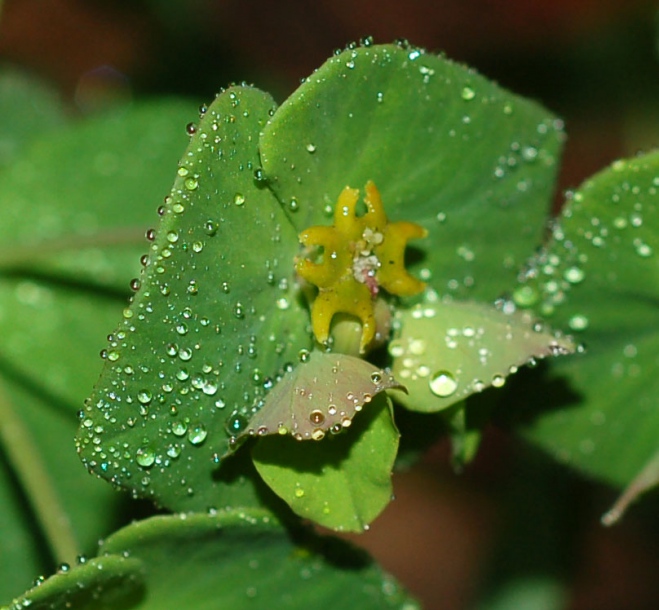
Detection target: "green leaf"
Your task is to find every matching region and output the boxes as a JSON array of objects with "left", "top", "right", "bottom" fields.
[
  {"left": 240, "top": 350, "right": 401, "bottom": 441},
  {"left": 513, "top": 151, "right": 659, "bottom": 498},
  {"left": 78, "top": 87, "right": 312, "bottom": 513},
  {"left": 260, "top": 43, "right": 564, "bottom": 301},
  {"left": 0, "top": 100, "right": 195, "bottom": 601},
  {"left": 0, "top": 101, "right": 194, "bottom": 291},
  {"left": 6, "top": 509, "right": 417, "bottom": 610},
  {"left": 0, "top": 67, "right": 65, "bottom": 169},
  {"left": 390, "top": 300, "right": 574, "bottom": 412},
  {"left": 252, "top": 394, "right": 399, "bottom": 532},
  {"left": 2, "top": 556, "right": 143, "bottom": 610}
]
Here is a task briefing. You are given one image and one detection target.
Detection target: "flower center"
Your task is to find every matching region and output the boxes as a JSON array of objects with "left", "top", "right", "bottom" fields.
[{"left": 296, "top": 181, "right": 427, "bottom": 353}]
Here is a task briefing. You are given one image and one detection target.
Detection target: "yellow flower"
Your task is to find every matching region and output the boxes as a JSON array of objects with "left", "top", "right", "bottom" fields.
[{"left": 297, "top": 181, "right": 427, "bottom": 352}]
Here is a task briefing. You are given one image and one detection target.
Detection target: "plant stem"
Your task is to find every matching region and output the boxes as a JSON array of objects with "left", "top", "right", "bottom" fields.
[
  {"left": 0, "top": 227, "right": 145, "bottom": 269},
  {"left": 0, "top": 381, "right": 80, "bottom": 565}
]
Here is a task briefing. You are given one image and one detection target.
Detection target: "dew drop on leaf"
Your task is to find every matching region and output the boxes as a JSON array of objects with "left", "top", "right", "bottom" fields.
[
  {"left": 429, "top": 371, "right": 458, "bottom": 397},
  {"left": 136, "top": 444, "right": 156, "bottom": 468},
  {"left": 225, "top": 412, "right": 248, "bottom": 436},
  {"left": 137, "top": 389, "right": 152, "bottom": 405},
  {"left": 188, "top": 423, "right": 208, "bottom": 445},
  {"left": 461, "top": 86, "right": 475, "bottom": 101}
]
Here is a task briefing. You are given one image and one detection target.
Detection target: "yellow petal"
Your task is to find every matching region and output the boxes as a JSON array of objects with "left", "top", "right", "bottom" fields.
[
  {"left": 376, "top": 221, "right": 428, "bottom": 296},
  {"left": 311, "top": 279, "right": 375, "bottom": 351}
]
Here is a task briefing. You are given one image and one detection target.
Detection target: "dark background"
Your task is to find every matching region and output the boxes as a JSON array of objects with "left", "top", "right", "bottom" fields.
[{"left": 1, "top": 1, "right": 658, "bottom": 608}]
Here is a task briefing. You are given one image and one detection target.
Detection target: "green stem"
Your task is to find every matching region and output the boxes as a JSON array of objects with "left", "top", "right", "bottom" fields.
[
  {"left": 0, "top": 227, "right": 145, "bottom": 269},
  {"left": 0, "top": 381, "right": 80, "bottom": 564}
]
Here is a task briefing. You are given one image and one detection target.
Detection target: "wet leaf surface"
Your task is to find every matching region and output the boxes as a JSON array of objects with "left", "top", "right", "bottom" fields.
[
  {"left": 512, "top": 151, "right": 659, "bottom": 500},
  {"left": 390, "top": 299, "right": 574, "bottom": 412},
  {"left": 77, "top": 87, "right": 311, "bottom": 513},
  {"left": 240, "top": 351, "right": 401, "bottom": 441},
  {"left": 6, "top": 509, "right": 417, "bottom": 610},
  {"left": 260, "top": 43, "right": 564, "bottom": 302},
  {"left": 0, "top": 98, "right": 195, "bottom": 601},
  {"left": 252, "top": 394, "right": 399, "bottom": 531}
]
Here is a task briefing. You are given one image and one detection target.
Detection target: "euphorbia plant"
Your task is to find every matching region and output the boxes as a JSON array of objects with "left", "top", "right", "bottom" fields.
[
  {"left": 75, "top": 41, "right": 573, "bottom": 532},
  {"left": 2, "top": 41, "right": 658, "bottom": 609}
]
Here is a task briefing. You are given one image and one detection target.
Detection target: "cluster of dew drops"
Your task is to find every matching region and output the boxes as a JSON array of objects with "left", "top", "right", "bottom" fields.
[{"left": 80, "top": 96, "right": 309, "bottom": 488}]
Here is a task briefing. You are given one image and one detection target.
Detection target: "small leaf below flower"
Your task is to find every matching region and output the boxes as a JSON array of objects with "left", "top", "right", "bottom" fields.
[
  {"left": 240, "top": 351, "right": 402, "bottom": 441},
  {"left": 252, "top": 393, "right": 399, "bottom": 532},
  {"left": 390, "top": 298, "right": 575, "bottom": 412}
]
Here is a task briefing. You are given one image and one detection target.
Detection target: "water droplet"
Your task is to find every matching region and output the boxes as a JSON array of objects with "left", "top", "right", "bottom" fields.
[
  {"left": 634, "top": 239, "right": 653, "bottom": 257},
  {"left": 294, "top": 487, "right": 305, "bottom": 498},
  {"left": 305, "top": 143, "right": 316, "bottom": 153},
  {"left": 408, "top": 339, "right": 426, "bottom": 355},
  {"left": 184, "top": 177, "right": 198, "bottom": 191},
  {"left": 166, "top": 444, "right": 181, "bottom": 459},
  {"left": 234, "top": 193, "right": 245, "bottom": 206},
  {"left": 429, "top": 371, "right": 458, "bottom": 397},
  {"left": 513, "top": 285, "right": 539, "bottom": 307},
  {"left": 461, "top": 86, "right": 475, "bottom": 101},
  {"left": 166, "top": 231, "right": 179, "bottom": 244},
  {"left": 204, "top": 220, "right": 218, "bottom": 236},
  {"left": 225, "top": 412, "right": 248, "bottom": 435},
  {"left": 563, "top": 266, "right": 585, "bottom": 284},
  {"left": 172, "top": 421, "right": 188, "bottom": 436},
  {"left": 234, "top": 302, "right": 245, "bottom": 319},
  {"left": 188, "top": 423, "right": 207, "bottom": 445},
  {"left": 136, "top": 444, "right": 156, "bottom": 468},
  {"left": 521, "top": 146, "right": 538, "bottom": 162},
  {"left": 472, "top": 379, "right": 485, "bottom": 392},
  {"left": 388, "top": 340, "right": 405, "bottom": 358},
  {"left": 568, "top": 314, "right": 589, "bottom": 331},
  {"left": 253, "top": 168, "right": 267, "bottom": 185},
  {"left": 309, "top": 410, "right": 325, "bottom": 425},
  {"left": 137, "top": 390, "right": 152, "bottom": 405},
  {"left": 491, "top": 374, "right": 506, "bottom": 388}
]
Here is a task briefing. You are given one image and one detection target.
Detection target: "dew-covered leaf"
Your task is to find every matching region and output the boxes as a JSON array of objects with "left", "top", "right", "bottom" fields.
[
  {"left": 77, "top": 87, "right": 312, "bottom": 513},
  {"left": 390, "top": 299, "right": 574, "bottom": 413},
  {"left": 252, "top": 394, "right": 399, "bottom": 531},
  {"left": 240, "top": 350, "right": 401, "bottom": 441},
  {"left": 512, "top": 151, "right": 659, "bottom": 507},
  {"left": 260, "top": 43, "right": 564, "bottom": 302},
  {"left": 0, "top": 100, "right": 195, "bottom": 601},
  {"left": 2, "top": 555, "right": 143, "bottom": 610},
  {"left": 6, "top": 509, "right": 418, "bottom": 610}
]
